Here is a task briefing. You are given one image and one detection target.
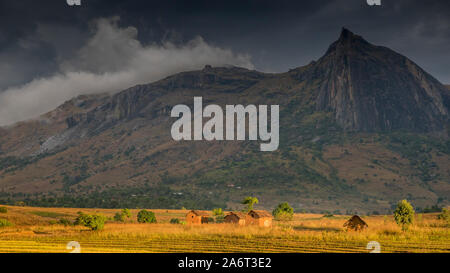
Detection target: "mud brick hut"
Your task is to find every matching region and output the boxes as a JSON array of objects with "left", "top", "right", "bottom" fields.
[
  {"left": 186, "top": 210, "right": 210, "bottom": 224},
  {"left": 247, "top": 210, "right": 273, "bottom": 227},
  {"left": 224, "top": 212, "right": 247, "bottom": 225},
  {"left": 343, "top": 215, "right": 368, "bottom": 231}
]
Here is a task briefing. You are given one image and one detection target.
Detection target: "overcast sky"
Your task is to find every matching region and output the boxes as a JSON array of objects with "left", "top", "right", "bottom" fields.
[{"left": 0, "top": 0, "right": 449, "bottom": 125}]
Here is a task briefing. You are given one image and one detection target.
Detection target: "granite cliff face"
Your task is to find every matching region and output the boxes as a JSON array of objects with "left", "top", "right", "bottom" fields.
[
  {"left": 311, "top": 28, "right": 449, "bottom": 132},
  {"left": 0, "top": 29, "right": 449, "bottom": 212}
]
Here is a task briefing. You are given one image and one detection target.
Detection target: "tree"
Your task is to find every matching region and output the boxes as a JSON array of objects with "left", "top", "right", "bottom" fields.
[
  {"left": 87, "top": 215, "right": 106, "bottom": 230},
  {"left": 75, "top": 212, "right": 106, "bottom": 230},
  {"left": 394, "top": 200, "right": 415, "bottom": 231},
  {"left": 242, "top": 197, "right": 259, "bottom": 212},
  {"left": 137, "top": 210, "right": 157, "bottom": 223},
  {"left": 272, "top": 202, "right": 294, "bottom": 221}
]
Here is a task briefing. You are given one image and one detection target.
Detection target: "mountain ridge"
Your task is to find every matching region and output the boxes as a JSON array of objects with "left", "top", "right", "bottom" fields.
[{"left": 0, "top": 28, "right": 449, "bottom": 213}]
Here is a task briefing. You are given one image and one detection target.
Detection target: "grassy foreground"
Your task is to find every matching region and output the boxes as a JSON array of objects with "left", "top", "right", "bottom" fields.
[{"left": 0, "top": 205, "right": 449, "bottom": 253}]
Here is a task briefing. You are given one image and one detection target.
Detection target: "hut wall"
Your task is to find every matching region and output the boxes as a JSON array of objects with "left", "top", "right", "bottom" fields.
[
  {"left": 224, "top": 214, "right": 238, "bottom": 224},
  {"left": 186, "top": 212, "right": 202, "bottom": 225},
  {"left": 245, "top": 215, "right": 257, "bottom": 225},
  {"left": 225, "top": 214, "right": 246, "bottom": 225},
  {"left": 258, "top": 217, "right": 272, "bottom": 227}
]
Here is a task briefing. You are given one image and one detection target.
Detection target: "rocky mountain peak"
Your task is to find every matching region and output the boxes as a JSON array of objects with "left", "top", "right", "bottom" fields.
[
  {"left": 315, "top": 28, "right": 449, "bottom": 133},
  {"left": 324, "top": 27, "right": 371, "bottom": 56},
  {"left": 338, "top": 28, "right": 363, "bottom": 42}
]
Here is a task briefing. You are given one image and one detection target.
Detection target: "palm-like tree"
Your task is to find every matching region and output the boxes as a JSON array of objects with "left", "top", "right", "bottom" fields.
[{"left": 242, "top": 196, "right": 259, "bottom": 212}]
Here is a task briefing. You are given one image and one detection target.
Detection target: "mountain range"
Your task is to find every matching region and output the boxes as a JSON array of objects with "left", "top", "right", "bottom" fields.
[{"left": 0, "top": 28, "right": 449, "bottom": 214}]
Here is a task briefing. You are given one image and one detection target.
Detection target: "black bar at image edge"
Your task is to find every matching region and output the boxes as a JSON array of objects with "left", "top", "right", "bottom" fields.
[{"left": 2, "top": 253, "right": 447, "bottom": 272}]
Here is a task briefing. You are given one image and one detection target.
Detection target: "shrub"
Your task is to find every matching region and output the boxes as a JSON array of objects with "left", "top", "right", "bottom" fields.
[
  {"left": 394, "top": 200, "right": 415, "bottom": 231},
  {"left": 114, "top": 209, "right": 132, "bottom": 222},
  {"left": 212, "top": 208, "right": 223, "bottom": 216},
  {"left": 85, "top": 215, "right": 106, "bottom": 230},
  {"left": 0, "top": 219, "right": 12, "bottom": 227},
  {"left": 170, "top": 218, "right": 180, "bottom": 224},
  {"left": 58, "top": 218, "right": 73, "bottom": 226},
  {"left": 438, "top": 207, "right": 450, "bottom": 225},
  {"left": 114, "top": 212, "right": 125, "bottom": 222},
  {"left": 137, "top": 210, "right": 156, "bottom": 223},
  {"left": 273, "top": 202, "right": 294, "bottom": 221},
  {"left": 75, "top": 212, "right": 106, "bottom": 230},
  {"left": 74, "top": 212, "right": 87, "bottom": 225},
  {"left": 74, "top": 212, "right": 88, "bottom": 225},
  {"left": 0, "top": 207, "right": 7, "bottom": 213},
  {"left": 121, "top": 208, "right": 132, "bottom": 218},
  {"left": 215, "top": 215, "right": 225, "bottom": 223},
  {"left": 87, "top": 215, "right": 106, "bottom": 230},
  {"left": 31, "top": 211, "right": 67, "bottom": 218}
]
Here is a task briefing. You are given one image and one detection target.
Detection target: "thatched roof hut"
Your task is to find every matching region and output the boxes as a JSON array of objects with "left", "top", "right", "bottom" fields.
[
  {"left": 247, "top": 210, "right": 273, "bottom": 227},
  {"left": 343, "top": 215, "right": 368, "bottom": 231},
  {"left": 186, "top": 210, "right": 210, "bottom": 224},
  {"left": 224, "top": 212, "right": 247, "bottom": 225}
]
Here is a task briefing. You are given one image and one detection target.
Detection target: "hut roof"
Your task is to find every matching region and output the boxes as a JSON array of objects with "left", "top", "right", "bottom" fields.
[
  {"left": 226, "top": 212, "right": 247, "bottom": 219},
  {"left": 343, "top": 215, "right": 368, "bottom": 229},
  {"left": 249, "top": 210, "right": 272, "bottom": 218},
  {"left": 189, "top": 210, "right": 209, "bottom": 217}
]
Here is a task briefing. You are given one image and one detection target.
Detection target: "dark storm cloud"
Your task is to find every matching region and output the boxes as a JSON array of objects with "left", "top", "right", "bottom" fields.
[
  {"left": 0, "top": 0, "right": 449, "bottom": 124},
  {"left": 1, "top": 0, "right": 449, "bottom": 80},
  {"left": 0, "top": 16, "right": 253, "bottom": 125}
]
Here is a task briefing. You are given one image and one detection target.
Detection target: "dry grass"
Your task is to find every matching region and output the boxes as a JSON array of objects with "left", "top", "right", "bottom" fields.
[{"left": 0, "top": 205, "right": 449, "bottom": 253}]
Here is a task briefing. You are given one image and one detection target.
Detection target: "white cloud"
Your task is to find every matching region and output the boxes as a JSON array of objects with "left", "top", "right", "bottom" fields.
[{"left": 0, "top": 17, "right": 254, "bottom": 126}]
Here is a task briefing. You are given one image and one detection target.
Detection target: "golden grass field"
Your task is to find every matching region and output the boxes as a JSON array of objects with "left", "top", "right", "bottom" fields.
[{"left": 0, "top": 205, "right": 449, "bottom": 253}]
